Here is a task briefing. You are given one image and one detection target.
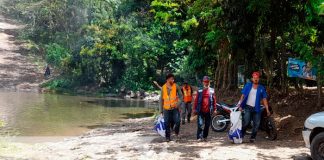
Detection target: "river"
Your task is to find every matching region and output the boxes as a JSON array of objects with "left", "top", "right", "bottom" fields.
[{"left": 0, "top": 91, "right": 156, "bottom": 138}]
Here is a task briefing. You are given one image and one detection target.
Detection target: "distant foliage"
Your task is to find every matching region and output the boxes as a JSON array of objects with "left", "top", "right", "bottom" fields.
[{"left": 0, "top": 0, "right": 322, "bottom": 92}]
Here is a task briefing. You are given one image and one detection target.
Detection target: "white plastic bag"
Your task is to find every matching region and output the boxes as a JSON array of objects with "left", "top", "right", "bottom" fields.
[
  {"left": 154, "top": 115, "right": 166, "bottom": 137},
  {"left": 228, "top": 110, "right": 243, "bottom": 144}
]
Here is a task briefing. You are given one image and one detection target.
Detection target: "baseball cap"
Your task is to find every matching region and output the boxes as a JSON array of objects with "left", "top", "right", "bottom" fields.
[
  {"left": 202, "top": 76, "right": 210, "bottom": 82},
  {"left": 252, "top": 72, "right": 260, "bottom": 78}
]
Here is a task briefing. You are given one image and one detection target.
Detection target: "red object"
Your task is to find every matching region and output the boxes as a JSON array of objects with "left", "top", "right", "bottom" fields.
[
  {"left": 193, "top": 89, "right": 217, "bottom": 113},
  {"left": 252, "top": 72, "right": 260, "bottom": 78},
  {"left": 202, "top": 76, "right": 210, "bottom": 82},
  {"left": 201, "top": 89, "right": 210, "bottom": 113}
]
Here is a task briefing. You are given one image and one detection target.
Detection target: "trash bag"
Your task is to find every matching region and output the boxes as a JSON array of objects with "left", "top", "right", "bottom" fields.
[
  {"left": 154, "top": 115, "right": 166, "bottom": 137},
  {"left": 228, "top": 110, "right": 243, "bottom": 144}
]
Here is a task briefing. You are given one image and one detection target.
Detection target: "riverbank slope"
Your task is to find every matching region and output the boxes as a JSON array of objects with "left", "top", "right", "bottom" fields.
[{"left": 0, "top": 14, "right": 45, "bottom": 92}]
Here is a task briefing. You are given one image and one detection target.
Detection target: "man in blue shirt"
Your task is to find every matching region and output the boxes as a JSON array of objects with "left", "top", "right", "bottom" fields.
[{"left": 238, "top": 72, "right": 270, "bottom": 143}]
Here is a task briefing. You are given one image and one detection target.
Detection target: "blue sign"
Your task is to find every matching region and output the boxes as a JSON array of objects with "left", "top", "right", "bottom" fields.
[{"left": 288, "top": 58, "right": 317, "bottom": 81}]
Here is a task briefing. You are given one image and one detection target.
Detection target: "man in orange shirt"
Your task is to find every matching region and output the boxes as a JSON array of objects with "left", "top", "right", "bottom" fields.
[
  {"left": 159, "top": 73, "right": 183, "bottom": 142},
  {"left": 181, "top": 81, "right": 193, "bottom": 124}
]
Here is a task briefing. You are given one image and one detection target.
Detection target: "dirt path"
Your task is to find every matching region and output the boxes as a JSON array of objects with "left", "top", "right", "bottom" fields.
[
  {"left": 0, "top": 117, "right": 312, "bottom": 160},
  {"left": 0, "top": 15, "right": 44, "bottom": 92}
]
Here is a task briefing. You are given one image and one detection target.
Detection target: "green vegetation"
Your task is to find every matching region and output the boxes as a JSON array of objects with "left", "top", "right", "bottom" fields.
[{"left": 0, "top": 0, "right": 323, "bottom": 97}]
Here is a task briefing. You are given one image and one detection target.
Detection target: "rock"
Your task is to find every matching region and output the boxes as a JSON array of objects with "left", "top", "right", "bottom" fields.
[
  {"left": 139, "top": 90, "right": 146, "bottom": 98},
  {"left": 130, "top": 91, "right": 136, "bottom": 98},
  {"left": 119, "top": 86, "right": 127, "bottom": 97},
  {"left": 136, "top": 91, "right": 141, "bottom": 98},
  {"left": 125, "top": 95, "right": 131, "bottom": 99},
  {"left": 143, "top": 92, "right": 160, "bottom": 102}
]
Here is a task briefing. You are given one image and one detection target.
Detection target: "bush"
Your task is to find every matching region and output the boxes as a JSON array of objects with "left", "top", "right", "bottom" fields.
[
  {"left": 45, "top": 43, "right": 71, "bottom": 68},
  {"left": 41, "top": 78, "right": 75, "bottom": 90}
]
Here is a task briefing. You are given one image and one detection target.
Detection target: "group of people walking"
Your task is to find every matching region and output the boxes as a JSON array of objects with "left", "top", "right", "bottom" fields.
[{"left": 159, "top": 72, "right": 270, "bottom": 143}]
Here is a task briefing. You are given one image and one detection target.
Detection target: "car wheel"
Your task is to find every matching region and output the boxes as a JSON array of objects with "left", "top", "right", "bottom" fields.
[{"left": 311, "top": 132, "right": 324, "bottom": 160}]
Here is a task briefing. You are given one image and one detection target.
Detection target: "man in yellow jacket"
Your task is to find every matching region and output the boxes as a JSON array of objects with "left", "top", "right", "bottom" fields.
[{"left": 159, "top": 73, "right": 183, "bottom": 142}]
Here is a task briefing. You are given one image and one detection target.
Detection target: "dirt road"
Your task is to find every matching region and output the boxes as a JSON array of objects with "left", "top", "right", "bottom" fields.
[
  {"left": 0, "top": 117, "right": 312, "bottom": 160},
  {"left": 0, "top": 15, "right": 44, "bottom": 92}
]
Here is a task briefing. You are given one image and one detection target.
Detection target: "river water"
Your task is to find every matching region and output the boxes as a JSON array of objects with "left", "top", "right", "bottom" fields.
[{"left": 0, "top": 91, "right": 156, "bottom": 137}]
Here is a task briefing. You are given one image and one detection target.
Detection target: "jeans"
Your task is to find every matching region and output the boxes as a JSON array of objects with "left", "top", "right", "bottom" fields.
[
  {"left": 197, "top": 112, "right": 211, "bottom": 139},
  {"left": 163, "top": 109, "right": 180, "bottom": 139},
  {"left": 181, "top": 102, "right": 192, "bottom": 123},
  {"left": 242, "top": 105, "right": 261, "bottom": 139}
]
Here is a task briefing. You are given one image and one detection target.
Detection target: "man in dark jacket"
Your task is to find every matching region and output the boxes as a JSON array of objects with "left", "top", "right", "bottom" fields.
[{"left": 193, "top": 76, "right": 217, "bottom": 141}]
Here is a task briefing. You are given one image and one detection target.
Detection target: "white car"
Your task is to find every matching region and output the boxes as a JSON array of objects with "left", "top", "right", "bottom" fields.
[{"left": 302, "top": 112, "right": 324, "bottom": 160}]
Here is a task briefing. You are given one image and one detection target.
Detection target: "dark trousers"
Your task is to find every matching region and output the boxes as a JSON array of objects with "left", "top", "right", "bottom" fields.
[
  {"left": 197, "top": 112, "right": 211, "bottom": 139},
  {"left": 181, "top": 102, "right": 192, "bottom": 122},
  {"left": 242, "top": 105, "right": 261, "bottom": 139},
  {"left": 164, "top": 109, "right": 180, "bottom": 139}
]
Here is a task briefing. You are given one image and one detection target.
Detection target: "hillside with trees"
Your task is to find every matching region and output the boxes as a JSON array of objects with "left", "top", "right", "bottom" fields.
[{"left": 0, "top": 0, "right": 322, "bottom": 104}]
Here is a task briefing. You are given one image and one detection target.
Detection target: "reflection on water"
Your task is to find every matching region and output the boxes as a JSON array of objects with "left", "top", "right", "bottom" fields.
[{"left": 0, "top": 91, "right": 157, "bottom": 136}]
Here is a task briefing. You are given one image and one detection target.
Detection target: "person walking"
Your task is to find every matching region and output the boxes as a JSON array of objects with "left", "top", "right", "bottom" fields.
[
  {"left": 159, "top": 73, "right": 183, "bottom": 142},
  {"left": 238, "top": 71, "right": 270, "bottom": 143},
  {"left": 193, "top": 76, "right": 217, "bottom": 141},
  {"left": 44, "top": 64, "right": 51, "bottom": 79},
  {"left": 181, "top": 81, "right": 193, "bottom": 124}
]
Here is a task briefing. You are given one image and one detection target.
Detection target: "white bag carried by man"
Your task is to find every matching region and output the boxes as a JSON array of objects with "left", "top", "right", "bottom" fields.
[
  {"left": 228, "top": 110, "right": 243, "bottom": 144},
  {"left": 154, "top": 115, "right": 166, "bottom": 137}
]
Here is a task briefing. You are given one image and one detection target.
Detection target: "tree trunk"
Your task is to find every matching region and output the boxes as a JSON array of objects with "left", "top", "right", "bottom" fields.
[
  {"left": 317, "top": 78, "right": 322, "bottom": 108},
  {"left": 216, "top": 59, "right": 223, "bottom": 89},
  {"left": 298, "top": 78, "right": 304, "bottom": 94},
  {"left": 195, "top": 72, "right": 200, "bottom": 86},
  {"left": 214, "top": 58, "right": 220, "bottom": 89},
  {"left": 233, "top": 63, "right": 238, "bottom": 89},
  {"left": 266, "top": 29, "right": 277, "bottom": 88},
  {"left": 317, "top": 57, "right": 322, "bottom": 108},
  {"left": 222, "top": 59, "right": 228, "bottom": 90},
  {"left": 226, "top": 61, "right": 233, "bottom": 90},
  {"left": 280, "top": 52, "right": 288, "bottom": 95},
  {"left": 160, "top": 65, "right": 164, "bottom": 82},
  {"left": 244, "top": 56, "right": 248, "bottom": 84}
]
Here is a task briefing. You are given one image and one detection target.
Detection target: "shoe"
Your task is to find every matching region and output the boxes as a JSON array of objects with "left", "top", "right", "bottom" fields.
[
  {"left": 249, "top": 138, "right": 255, "bottom": 143},
  {"left": 197, "top": 138, "right": 203, "bottom": 142},
  {"left": 166, "top": 137, "right": 171, "bottom": 142},
  {"left": 203, "top": 138, "right": 207, "bottom": 142},
  {"left": 187, "top": 120, "right": 190, "bottom": 123},
  {"left": 182, "top": 121, "right": 185, "bottom": 125}
]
